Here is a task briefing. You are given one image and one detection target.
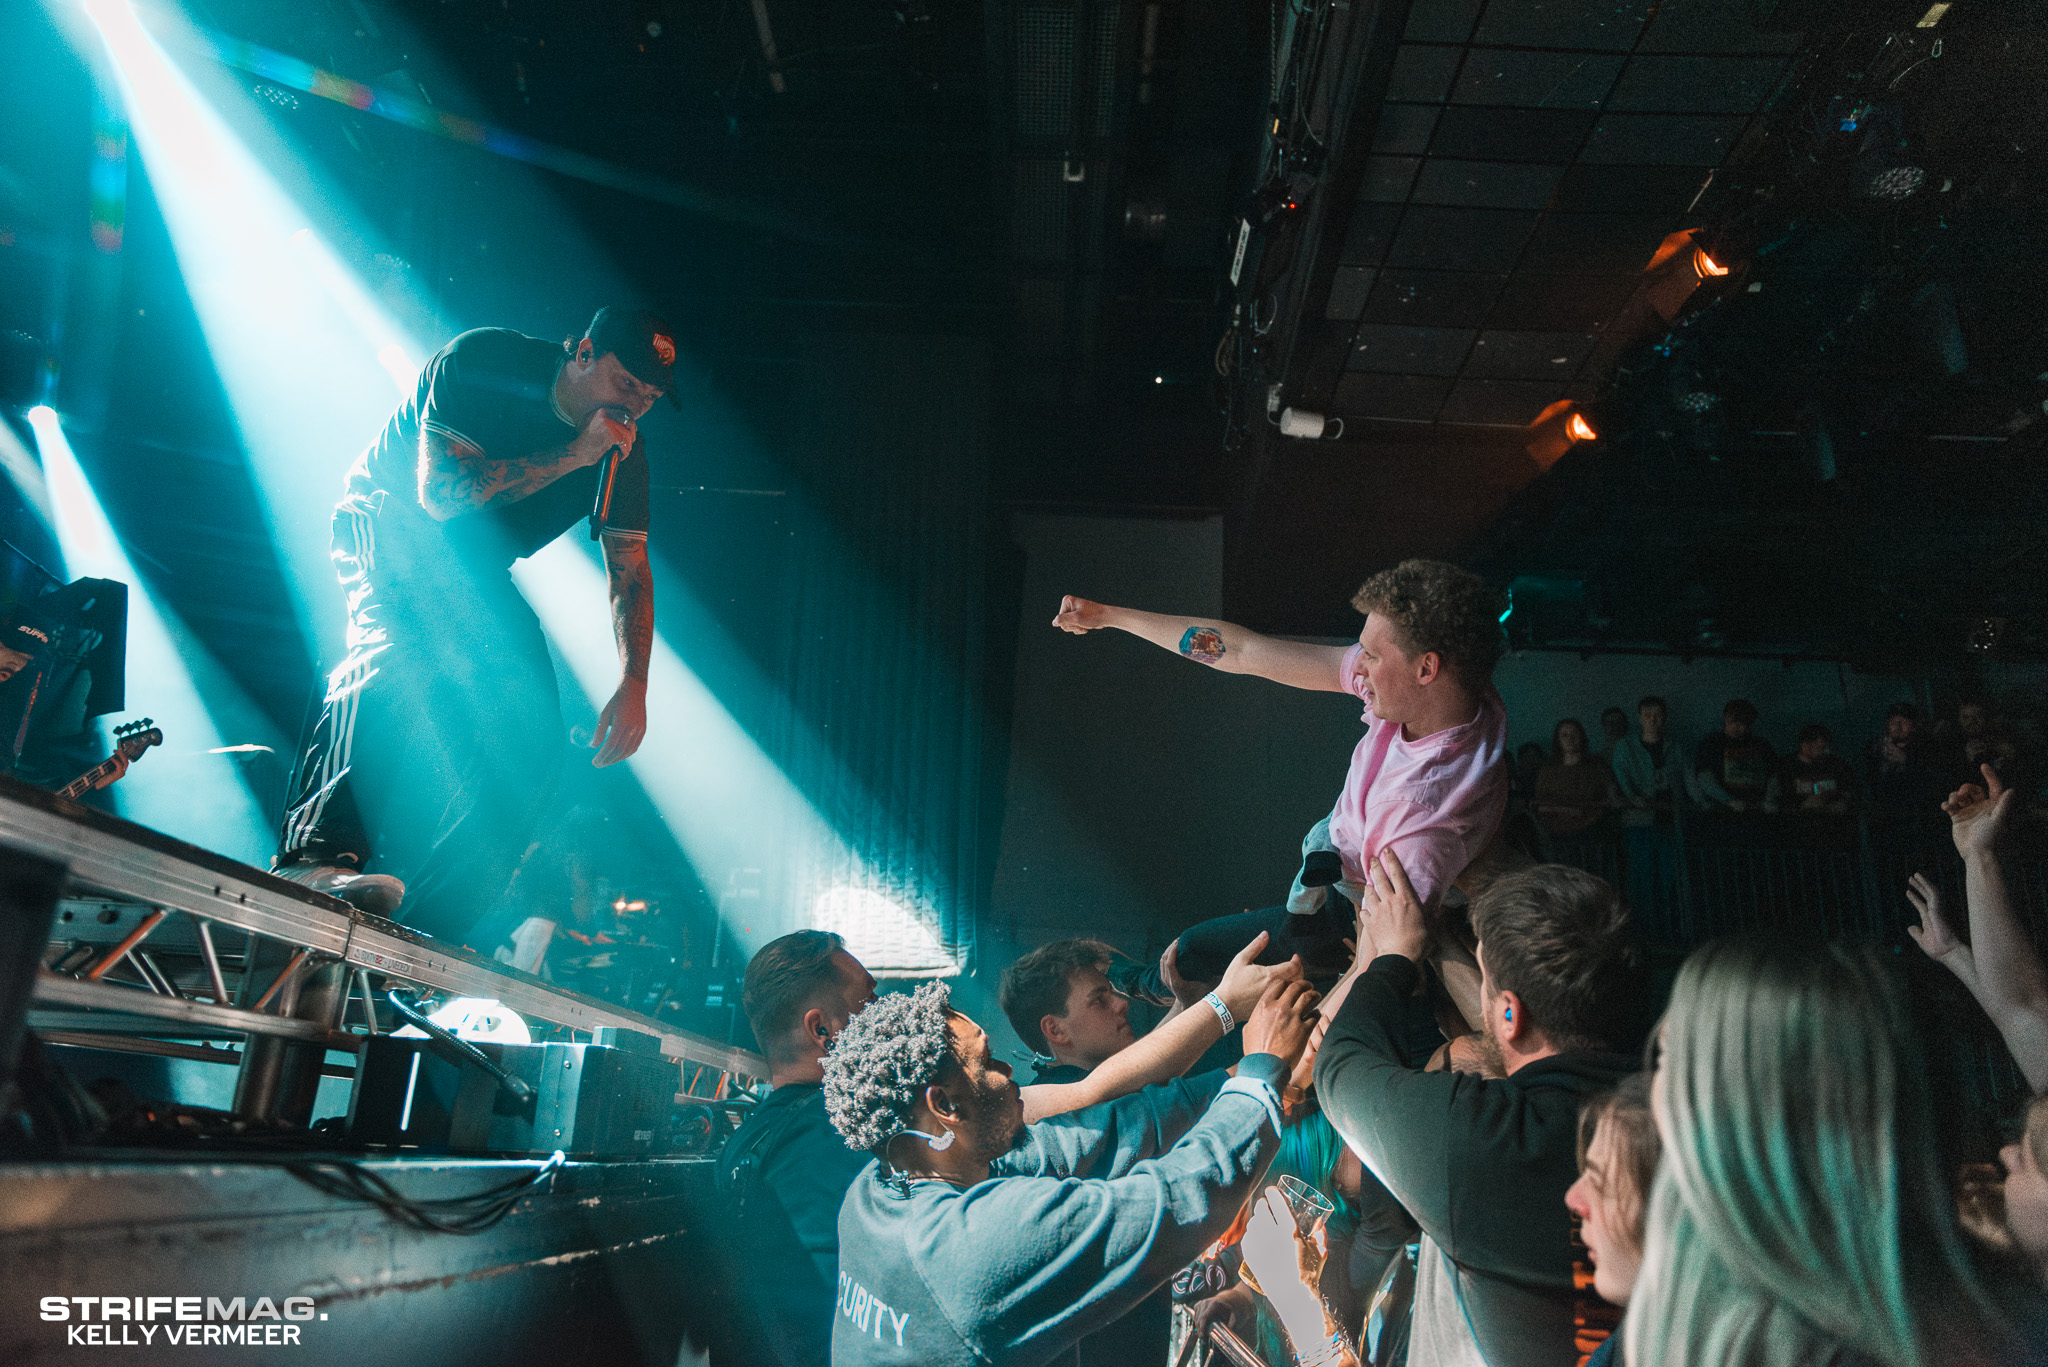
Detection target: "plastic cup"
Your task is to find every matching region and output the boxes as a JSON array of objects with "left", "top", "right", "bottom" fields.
[{"left": 1277, "top": 1175, "right": 1335, "bottom": 1238}]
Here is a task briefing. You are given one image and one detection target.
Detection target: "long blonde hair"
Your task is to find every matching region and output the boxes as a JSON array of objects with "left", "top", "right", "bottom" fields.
[{"left": 1622, "top": 939, "right": 1994, "bottom": 1367}]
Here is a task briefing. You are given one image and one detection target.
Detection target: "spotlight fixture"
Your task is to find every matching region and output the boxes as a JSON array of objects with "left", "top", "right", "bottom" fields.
[
  {"left": 1644, "top": 230, "right": 1735, "bottom": 321},
  {"left": 1524, "top": 400, "right": 1597, "bottom": 469}
]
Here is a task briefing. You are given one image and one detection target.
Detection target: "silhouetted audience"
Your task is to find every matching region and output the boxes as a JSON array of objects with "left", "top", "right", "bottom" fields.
[
  {"left": 1764, "top": 722, "right": 1857, "bottom": 817},
  {"left": 1532, "top": 718, "right": 1620, "bottom": 838},
  {"left": 1693, "top": 699, "right": 1776, "bottom": 813},
  {"left": 1868, "top": 701, "right": 1950, "bottom": 825},
  {"left": 1597, "top": 707, "right": 1631, "bottom": 762},
  {"left": 1611, "top": 697, "right": 1692, "bottom": 939}
]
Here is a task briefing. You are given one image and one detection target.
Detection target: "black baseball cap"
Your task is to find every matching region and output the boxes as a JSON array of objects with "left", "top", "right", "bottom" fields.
[{"left": 584, "top": 306, "right": 681, "bottom": 409}]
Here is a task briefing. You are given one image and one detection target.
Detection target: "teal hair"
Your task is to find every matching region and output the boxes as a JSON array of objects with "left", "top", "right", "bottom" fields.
[{"left": 1250, "top": 1108, "right": 1360, "bottom": 1364}]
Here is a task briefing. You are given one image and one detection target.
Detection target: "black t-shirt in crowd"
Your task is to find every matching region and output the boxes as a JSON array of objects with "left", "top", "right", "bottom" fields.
[
  {"left": 343, "top": 328, "right": 650, "bottom": 573},
  {"left": 1696, "top": 732, "right": 1778, "bottom": 805}
]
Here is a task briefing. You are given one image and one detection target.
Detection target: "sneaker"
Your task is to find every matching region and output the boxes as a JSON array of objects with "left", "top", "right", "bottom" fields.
[{"left": 273, "top": 862, "right": 405, "bottom": 917}]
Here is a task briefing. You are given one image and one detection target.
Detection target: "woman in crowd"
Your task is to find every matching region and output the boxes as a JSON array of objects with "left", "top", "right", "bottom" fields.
[
  {"left": 1532, "top": 718, "right": 1620, "bottom": 838},
  {"left": 1623, "top": 938, "right": 2003, "bottom": 1367},
  {"left": 1565, "top": 1074, "right": 1660, "bottom": 1366}
]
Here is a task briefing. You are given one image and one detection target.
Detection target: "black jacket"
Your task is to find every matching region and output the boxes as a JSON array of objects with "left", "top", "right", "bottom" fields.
[{"left": 1313, "top": 955, "right": 1634, "bottom": 1367}]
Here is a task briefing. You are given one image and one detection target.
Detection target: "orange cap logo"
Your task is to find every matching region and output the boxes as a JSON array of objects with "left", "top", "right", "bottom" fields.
[{"left": 651, "top": 333, "right": 675, "bottom": 366}]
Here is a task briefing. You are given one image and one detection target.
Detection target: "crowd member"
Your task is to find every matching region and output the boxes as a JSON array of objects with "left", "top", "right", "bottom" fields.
[
  {"left": 1623, "top": 938, "right": 2001, "bottom": 1367},
  {"left": 1763, "top": 722, "right": 1856, "bottom": 817},
  {"left": 1958, "top": 1095, "right": 2048, "bottom": 1288},
  {"left": 821, "top": 968, "right": 1318, "bottom": 1365},
  {"left": 717, "top": 930, "right": 1303, "bottom": 1366},
  {"left": 1531, "top": 718, "right": 1619, "bottom": 837},
  {"left": 1610, "top": 697, "right": 1693, "bottom": 939},
  {"left": 1052, "top": 559, "right": 1508, "bottom": 986},
  {"left": 1937, "top": 698, "right": 2025, "bottom": 792},
  {"left": 997, "top": 936, "right": 1175, "bottom": 1366},
  {"left": 999, "top": 938, "right": 1136, "bottom": 1085},
  {"left": 1868, "top": 701, "right": 1948, "bottom": 825},
  {"left": 1692, "top": 699, "right": 1775, "bottom": 813},
  {"left": 1597, "top": 707, "right": 1630, "bottom": 762},
  {"left": 1564, "top": 1074, "right": 1660, "bottom": 1367},
  {"left": 1905, "top": 765, "right": 2048, "bottom": 1091},
  {"left": 1314, "top": 854, "right": 1645, "bottom": 1367}
]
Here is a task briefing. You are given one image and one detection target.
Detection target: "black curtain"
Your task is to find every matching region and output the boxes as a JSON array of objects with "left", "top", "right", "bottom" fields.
[{"left": 774, "top": 335, "right": 995, "bottom": 975}]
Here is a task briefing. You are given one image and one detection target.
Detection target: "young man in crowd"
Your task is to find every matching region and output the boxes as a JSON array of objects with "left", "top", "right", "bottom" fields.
[
  {"left": 1692, "top": 698, "right": 1776, "bottom": 813},
  {"left": 1053, "top": 558, "right": 1509, "bottom": 985},
  {"left": 997, "top": 937, "right": 1176, "bottom": 1366},
  {"left": 1867, "top": 700, "right": 1948, "bottom": 825},
  {"left": 1766, "top": 722, "right": 1857, "bottom": 816},
  {"left": 999, "top": 938, "right": 1137, "bottom": 1085},
  {"left": 717, "top": 928, "right": 1303, "bottom": 1366},
  {"left": 1315, "top": 855, "right": 1645, "bottom": 1367},
  {"left": 1609, "top": 696, "right": 1693, "bottom": 939},
  {"left": 822, "top": 969, "right": 1319, "bottom": 1366}
]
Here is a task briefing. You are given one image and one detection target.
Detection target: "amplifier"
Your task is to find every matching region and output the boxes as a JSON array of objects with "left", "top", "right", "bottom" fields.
[{"left": 347, "top": 1027, "right": 679, "bottom": 1158}]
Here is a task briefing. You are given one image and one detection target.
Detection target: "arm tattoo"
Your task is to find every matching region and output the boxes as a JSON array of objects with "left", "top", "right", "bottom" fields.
[
  {"left": 1179, "top": 626, "right": 1227, "bottom": 664},
  {"left": 417, "top": 429, "right": 585, "bottom": 520},
  {"left": 605, "top": 540, "right": 654, "bottom": 682}
]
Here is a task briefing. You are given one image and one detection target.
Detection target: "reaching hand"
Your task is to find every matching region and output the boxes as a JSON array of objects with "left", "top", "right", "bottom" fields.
[
  {"left": 591, "top": 679, "right": 647, "bottom": 767},
  {"left": 1189, "top": 1284, "right": 1255, "bottom": 1343},
  {"left": 1215, "top": 931, "right": 1304, "bottom": 1022},
  {"left": 1361, "top": 848, "right": 1429, "bottom": 963},
  {"left": 1051, "top": 595, "right": 1109, "bottom": 634},
  {"left": 1287, "top": 1013, "right": 1329, "bottom": 1096},
  {"left": 1160, "top": 939, "right": 1211, "bottom": 1008},
  {"left": 1944, "top": 764, "right": 2013, "bottom": 860},
  {"left": 1242, "top": 979, "right": 1321, "bottom": 1069},
  {"left": 1905, "top": 872, "right": 1972, "bottom": 973}
]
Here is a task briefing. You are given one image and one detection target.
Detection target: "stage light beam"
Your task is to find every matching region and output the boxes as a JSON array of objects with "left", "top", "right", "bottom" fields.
[
  {"left": 511, "top": 539, "right": 957, "bottom": 977},
  {"left": 83, "top": 0, "right": 428, "bottom": 649},
  {"left": 26, "top": 406, "right": 270, "bottom": 859}
]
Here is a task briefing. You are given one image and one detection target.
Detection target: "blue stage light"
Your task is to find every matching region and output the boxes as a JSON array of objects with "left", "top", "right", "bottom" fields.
[{"left": 27, "top": 405, "right": 271, "bottom": 859}]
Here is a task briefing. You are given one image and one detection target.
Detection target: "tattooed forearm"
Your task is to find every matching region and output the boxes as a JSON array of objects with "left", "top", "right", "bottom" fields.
[
  {"left": 1179, "top": 626, "right": 1227, "bottom": 664},
  {"left": 417, "top": 431, "right": 587, "bottom": 521},
  {"left": 605, "top": 539, "right": 654, "bottom": 682}
]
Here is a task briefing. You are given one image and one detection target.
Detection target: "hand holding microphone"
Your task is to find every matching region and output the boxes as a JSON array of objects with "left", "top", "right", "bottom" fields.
[{"left": 573, "top": 405, "right": 636, "bottom": 468}]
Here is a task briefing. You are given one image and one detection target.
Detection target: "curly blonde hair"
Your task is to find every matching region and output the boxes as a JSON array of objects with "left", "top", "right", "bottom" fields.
[
  {"left": 822, "top": 981, "right": 955, "bottom": 1155},
  {"left": 1350, "top": 559, "right": 1505, "bottom": 682}
]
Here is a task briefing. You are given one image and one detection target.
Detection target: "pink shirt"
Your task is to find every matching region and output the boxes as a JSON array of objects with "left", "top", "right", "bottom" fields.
[{"left": 1326, "top": 642, "right": 1510, "bottom": 907}]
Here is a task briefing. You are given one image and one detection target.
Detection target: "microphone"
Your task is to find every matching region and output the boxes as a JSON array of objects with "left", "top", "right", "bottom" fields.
[{"left": 587, "top": 407, "right": 630, "bottom": 540}]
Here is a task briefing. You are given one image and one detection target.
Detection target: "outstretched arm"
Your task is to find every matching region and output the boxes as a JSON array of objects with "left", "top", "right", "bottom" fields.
[
  {"left": 416, "top": 406, "right": 630, "bottom": 522},
  {"left": 1940, "top": 767, "right": 2048, "bottom": 1089},
  {"left": 591, "top": 532, "right": 651, "bottom": 768},
  {"left": 1052, "top": 596, "right": 1351, "bottom": 692},
  {"left": 1022, "top": 933, "right": 1306, "bottom": 1122}
]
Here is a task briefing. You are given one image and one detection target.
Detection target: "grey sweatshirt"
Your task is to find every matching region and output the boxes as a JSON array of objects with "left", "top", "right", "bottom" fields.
[{"left": 830, "top": 1055, "right": 1290, "bottom": 1367}]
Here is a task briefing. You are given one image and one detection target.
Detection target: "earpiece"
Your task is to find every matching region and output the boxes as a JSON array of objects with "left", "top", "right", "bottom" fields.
[{"left": 1504, "top": 1006, "right": 1513, "bottom": 1022}]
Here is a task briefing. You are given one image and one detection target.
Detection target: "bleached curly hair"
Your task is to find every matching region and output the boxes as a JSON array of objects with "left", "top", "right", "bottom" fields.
[{"left": 822, "top": 980, "right": 955, "bottom": 1155}]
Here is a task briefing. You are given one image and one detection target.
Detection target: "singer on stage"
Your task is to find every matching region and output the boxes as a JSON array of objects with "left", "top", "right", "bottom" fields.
[{"left": 273, "top": 307, "right": 669, "bottom": 945}]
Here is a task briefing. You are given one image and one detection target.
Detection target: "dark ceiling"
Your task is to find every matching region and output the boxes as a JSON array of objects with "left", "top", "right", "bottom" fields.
[{"left": 5, "top": 0, "right": 2047, "bottom": 706}]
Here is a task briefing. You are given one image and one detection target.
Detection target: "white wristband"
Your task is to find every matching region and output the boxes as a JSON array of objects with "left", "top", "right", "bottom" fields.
[{"left": 1202, "top": 991, "right": 1234, "bottom": 1033}]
